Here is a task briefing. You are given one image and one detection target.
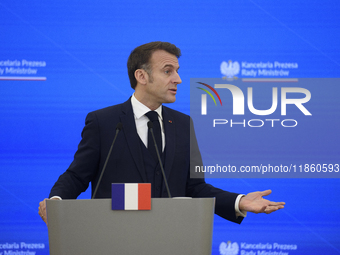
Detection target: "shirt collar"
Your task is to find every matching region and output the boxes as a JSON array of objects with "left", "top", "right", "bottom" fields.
[{"left": 131, "top": 94, "right": 163, "bottom": 120}]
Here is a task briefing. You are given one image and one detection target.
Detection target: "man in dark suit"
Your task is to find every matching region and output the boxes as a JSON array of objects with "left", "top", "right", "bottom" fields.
[{"left": 39, "top": 42, "right": 285, "bottom": 225}]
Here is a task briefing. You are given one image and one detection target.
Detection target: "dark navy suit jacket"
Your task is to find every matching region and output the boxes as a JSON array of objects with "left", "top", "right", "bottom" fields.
[{"left": 50, "top": 98, "right": 243, "bottom": 223}]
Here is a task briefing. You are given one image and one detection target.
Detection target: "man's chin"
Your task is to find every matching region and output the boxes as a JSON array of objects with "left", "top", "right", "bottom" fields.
[
  {"left": 163, "top": 99, "right": 176, "bottom": 104},
  {"left": 168, "top": 97, "right": 176, "bottom": 104},
  {"left": 162, "top": 95, "right": 176, "bottom": 104}
]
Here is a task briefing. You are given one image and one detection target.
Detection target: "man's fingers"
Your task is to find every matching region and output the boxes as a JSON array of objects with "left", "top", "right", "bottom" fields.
[
  {"left": 259, "top": 189, "right": 272, "bottom": 197},
  {"left": 268, "top": 201, "right": 285, "bottom": 206},
  {"left": 242, "top": 190, "right": 285, "bottom": 214},
  {"left": 38, "top": 199, "right": 48, "bottom": 225},
  {"left": 39, "top": 200, "right": 46, "bottom": 210},
  {"left": 264, "top": 204, "right": 285, "bottom": 214}
]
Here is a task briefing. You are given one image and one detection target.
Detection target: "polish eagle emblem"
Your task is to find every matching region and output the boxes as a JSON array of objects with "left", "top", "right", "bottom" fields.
[
  {"left": 220, "top": 60, "right": 240, "bottom": 80},
  {"left": 219, "top": 241, "right": 239, "bottom": 255}
]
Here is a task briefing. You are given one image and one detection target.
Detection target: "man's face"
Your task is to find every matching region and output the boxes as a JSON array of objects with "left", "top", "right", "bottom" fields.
[{"left": 143, "top": 50, "right": 182, "bottom": 109}]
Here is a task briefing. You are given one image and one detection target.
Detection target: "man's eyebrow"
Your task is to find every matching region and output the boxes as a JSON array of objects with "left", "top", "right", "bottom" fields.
[{"left": 162, "top": 64, "right": 180, "bottom": 70}]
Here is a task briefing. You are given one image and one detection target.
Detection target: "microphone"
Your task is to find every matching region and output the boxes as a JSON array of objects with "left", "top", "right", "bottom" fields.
[
  {"left": 147, "top": 121, "right": 172, "bottom": 198},
  {"left": 92, "top": 122, "right": 123, "bottom": 199}
]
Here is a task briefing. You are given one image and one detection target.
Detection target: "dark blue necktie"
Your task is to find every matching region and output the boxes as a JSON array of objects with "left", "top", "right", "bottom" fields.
[{"left": 145, "top": 111, "right": 162, "bottom": 160}]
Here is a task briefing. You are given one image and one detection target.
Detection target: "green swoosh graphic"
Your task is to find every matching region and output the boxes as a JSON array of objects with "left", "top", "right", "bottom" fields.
[{"left": 197, "top": 87, "right": 217, "bottom": 106}]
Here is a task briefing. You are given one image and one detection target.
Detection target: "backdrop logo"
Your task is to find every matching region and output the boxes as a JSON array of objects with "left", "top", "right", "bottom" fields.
[
  {"left": 218, "top": 241, "right": 298, "bottom": 254},
  {"left": 220, "top": 60, "right": 240, "bottom": 79},
  {"left": 219, "top": 241, "right": 239, "bottom": 255},
  {"left": 0, "top": 59, "right": 47, "bottom": 81},
  {"left": 221, "top": 60, "right": 299, "bottom": 78}
]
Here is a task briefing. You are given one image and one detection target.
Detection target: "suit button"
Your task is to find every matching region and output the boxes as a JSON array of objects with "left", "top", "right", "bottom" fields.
[{"left": 156, "top": 171, "right": 160, "bottom": 175}]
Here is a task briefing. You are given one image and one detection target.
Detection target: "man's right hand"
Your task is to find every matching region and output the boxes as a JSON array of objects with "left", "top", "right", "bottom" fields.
[{"left": 38, "top": 197, "right": 60, "bottom": 225}]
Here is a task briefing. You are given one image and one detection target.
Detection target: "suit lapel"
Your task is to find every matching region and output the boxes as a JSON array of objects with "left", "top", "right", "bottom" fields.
[
  {"left": 162, "top": 107, "right": 175, "bottom": 180},
  {"left": 119, "top": 99, "right": 147, "bottom": 182}
]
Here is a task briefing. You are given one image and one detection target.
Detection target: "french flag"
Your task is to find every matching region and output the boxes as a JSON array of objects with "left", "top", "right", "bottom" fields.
[{"left": 111, "top": 183, "right": 151, "bottom": 210}]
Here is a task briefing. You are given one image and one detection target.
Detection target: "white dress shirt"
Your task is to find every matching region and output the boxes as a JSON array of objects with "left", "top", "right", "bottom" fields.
[{"left": 131, "top": 94, "right": 165, "bottom": 151}]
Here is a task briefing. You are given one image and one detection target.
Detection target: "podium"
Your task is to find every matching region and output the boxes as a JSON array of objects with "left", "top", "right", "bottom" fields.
[{"left": 47, "top": 198, "right": 215, "bottom": 255}]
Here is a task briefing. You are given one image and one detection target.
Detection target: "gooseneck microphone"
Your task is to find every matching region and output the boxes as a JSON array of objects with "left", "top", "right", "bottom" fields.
[
  {"left": 92, "top": 122, "right": 123, "bottom": 199},
  {"left": 147, "top": 121, "right": 172, "bottom": 198}
]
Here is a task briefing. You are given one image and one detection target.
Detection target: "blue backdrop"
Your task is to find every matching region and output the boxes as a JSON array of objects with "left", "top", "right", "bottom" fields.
[{"left": 1, "top": 0, "right": 339, "bottom": 254}]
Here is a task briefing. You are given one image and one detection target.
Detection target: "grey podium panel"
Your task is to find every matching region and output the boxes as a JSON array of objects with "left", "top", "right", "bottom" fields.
[{"left": 47, "top": 198, "right": 215, "bottom": 255}]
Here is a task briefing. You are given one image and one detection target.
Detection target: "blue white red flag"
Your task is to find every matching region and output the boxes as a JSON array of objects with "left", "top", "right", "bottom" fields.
[{"left": 111, "top": 183, "right": 151, "bottom": 210}]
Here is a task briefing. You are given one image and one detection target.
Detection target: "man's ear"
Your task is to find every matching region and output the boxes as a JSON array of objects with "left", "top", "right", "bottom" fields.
[{"left": 134, "top": 69, "right": 148, "bottom": 85}]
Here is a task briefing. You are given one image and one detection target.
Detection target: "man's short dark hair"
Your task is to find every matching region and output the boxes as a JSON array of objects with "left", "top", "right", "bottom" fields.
[{"left": 127, "top": 41, "right": 181, "bottom": 89}]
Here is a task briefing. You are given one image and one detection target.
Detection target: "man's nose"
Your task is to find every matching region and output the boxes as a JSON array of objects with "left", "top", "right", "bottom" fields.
[{"left": 173, "top": 72, "right": 182, "bottom": 84}]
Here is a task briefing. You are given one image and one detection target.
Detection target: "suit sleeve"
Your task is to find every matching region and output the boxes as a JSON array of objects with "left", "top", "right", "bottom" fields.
[
  {"left": 49, "top": 112, "right": 101, "bottom": 199},
  {"left": 186, "top": 117, "right": 243, "bottom": 224}
]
